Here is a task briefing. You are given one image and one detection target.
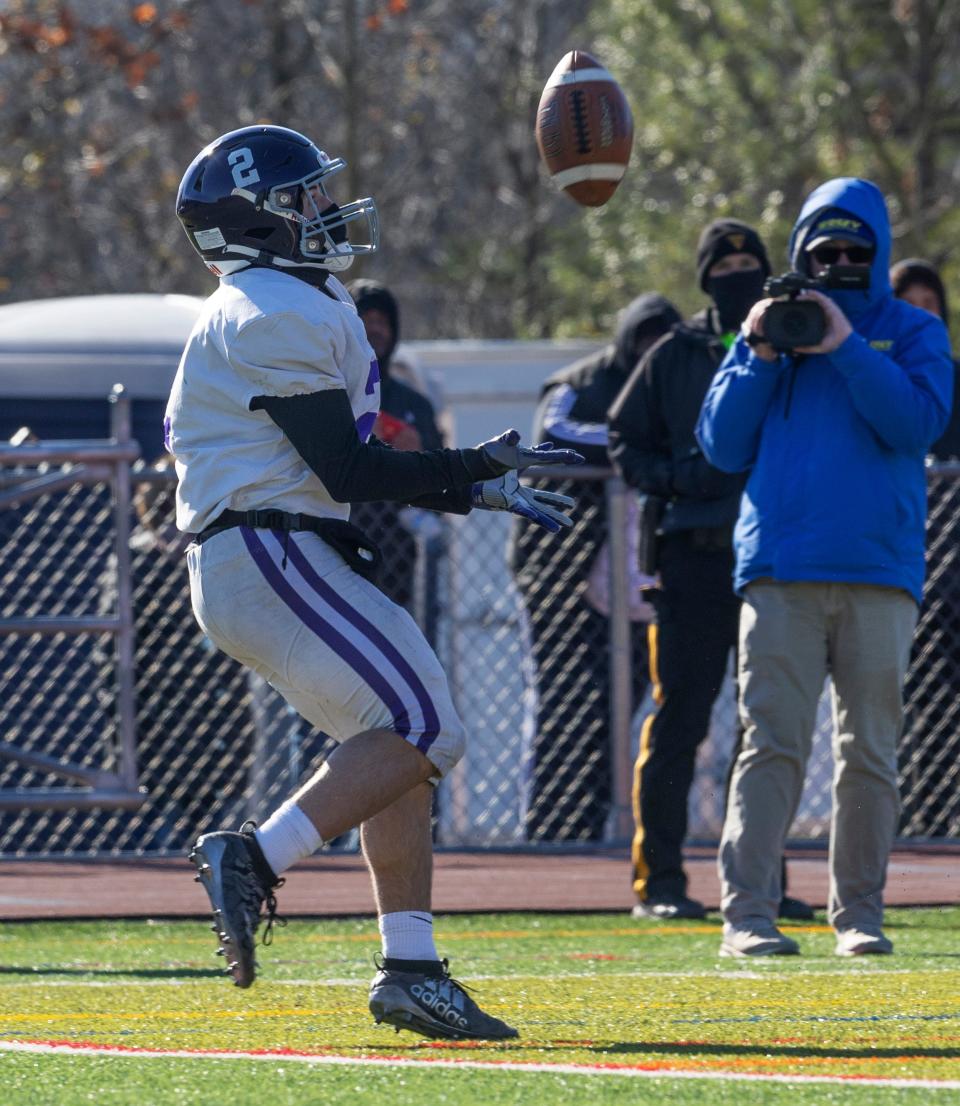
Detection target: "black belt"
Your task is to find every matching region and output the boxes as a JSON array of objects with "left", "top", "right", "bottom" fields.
[{"left": 194, "top": 508, "right": 382, "bottom": 581}]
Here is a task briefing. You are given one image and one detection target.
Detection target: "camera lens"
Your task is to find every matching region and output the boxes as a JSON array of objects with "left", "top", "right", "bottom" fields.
[
  {"left": 780, "top": 309, "right": 809, "bottom": 338},
  {"left": 764, "top": 299, "right": 826, "bottom": 350}
]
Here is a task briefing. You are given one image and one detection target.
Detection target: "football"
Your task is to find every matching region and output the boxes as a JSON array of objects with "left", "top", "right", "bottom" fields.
[{"left": 535, "top": 50, "right": 634, "bottom": 207}]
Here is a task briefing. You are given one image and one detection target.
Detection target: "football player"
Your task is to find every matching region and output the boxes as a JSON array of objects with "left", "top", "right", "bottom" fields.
[{"left": 167, "top": 125, "right": 582, "bottom": 1039}]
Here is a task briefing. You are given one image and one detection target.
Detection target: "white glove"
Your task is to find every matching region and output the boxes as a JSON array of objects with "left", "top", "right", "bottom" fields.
[{"left": 471, "top": 471, "right": 576, "bottom": 533}]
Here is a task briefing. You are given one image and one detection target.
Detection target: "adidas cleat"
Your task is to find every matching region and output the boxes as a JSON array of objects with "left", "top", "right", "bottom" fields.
[
  {"left": 369, "top": 957, "right": 518, "bottom": 1041},
  {"left": 189, "top": 821, "right": 284, "bottom": 988}
]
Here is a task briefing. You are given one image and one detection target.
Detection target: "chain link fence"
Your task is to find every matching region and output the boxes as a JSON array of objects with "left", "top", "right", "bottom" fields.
[
  {"left": 676, "top": 462, "right": 960, "bottom": 844},
  {"left": 901, "top": 463, "right": 960, "bottom": 837},
  {"left": 1, "top": 425, "right": 957, "bottom": 855}
]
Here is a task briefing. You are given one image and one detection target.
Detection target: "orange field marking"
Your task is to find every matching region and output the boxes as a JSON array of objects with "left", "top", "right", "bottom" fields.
[{"left": 300, "top": 923, "right": 832, "bottom": 943}]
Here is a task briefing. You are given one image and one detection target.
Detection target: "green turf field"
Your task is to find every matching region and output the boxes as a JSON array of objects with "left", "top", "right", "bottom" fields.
[{"left": 1, "top": 908, "right": 958, "bottom": 1104}]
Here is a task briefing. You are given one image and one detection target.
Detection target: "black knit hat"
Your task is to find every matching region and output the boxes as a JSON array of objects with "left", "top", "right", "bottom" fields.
[
  {"left": 696, "top": 219, "right": 771, "bottom": 292},
  {"left": 890, "top": 258, "right": 949, "bottom": 328},
  {"left": 345, "top": 279, "right": 400, "bottom": 342}
]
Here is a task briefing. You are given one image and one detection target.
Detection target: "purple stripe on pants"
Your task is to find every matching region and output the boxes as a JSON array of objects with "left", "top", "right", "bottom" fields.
[
  {"left": 240, "top": 528, "right": 412, "bottom": 738},
  {"left": 282, "top": 535, "right": 442, "bottom": 754}
]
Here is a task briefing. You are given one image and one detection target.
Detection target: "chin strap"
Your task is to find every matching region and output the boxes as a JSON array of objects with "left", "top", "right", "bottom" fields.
[
  {"left": 221, "top": 257, "right": 332, "bottom": 293},
  {"left": 287, "top": 266, "right": 331, "bottom": 291}
]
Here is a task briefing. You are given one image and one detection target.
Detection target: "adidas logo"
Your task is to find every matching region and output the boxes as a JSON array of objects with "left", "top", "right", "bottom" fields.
[{"left": 411, "top": 980, "right": 470, "bottom": 1029}]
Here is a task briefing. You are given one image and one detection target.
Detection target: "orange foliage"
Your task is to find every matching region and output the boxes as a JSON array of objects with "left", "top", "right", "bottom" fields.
[
  {"left": 41, "top": 24, "right": 70, "bottom": 47},
  {"left": 387, "top": 0, "right": 409, "bottom": 12},
  {"left": 123, "top": 48, "right": 160, "bottom": 89},
  {"left": 0, "top": 16, "right": 74, "bottom": 50},
  {"left": 365, "top": 13, "right": 383, "bottom": 31},
  {"left": 131, "top": 3, "right": 157, "bottom": 25},
  {"left": 88, "top": 25, "right": 126, "bottom": 57}
]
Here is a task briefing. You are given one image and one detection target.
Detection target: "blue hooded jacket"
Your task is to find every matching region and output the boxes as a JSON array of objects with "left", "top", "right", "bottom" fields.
[{"left": 696, "top": 178, "right": 953, "bottom": 602}]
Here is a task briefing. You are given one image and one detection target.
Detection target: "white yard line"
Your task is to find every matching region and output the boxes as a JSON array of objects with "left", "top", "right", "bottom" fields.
[{"left": 1, "top": 1039, "right": 958, "bottom": 1090}]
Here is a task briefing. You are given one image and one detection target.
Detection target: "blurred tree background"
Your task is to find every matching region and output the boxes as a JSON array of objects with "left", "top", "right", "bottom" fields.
[{"left": 1, "top": 0, "right": 958, "bottom": 339}]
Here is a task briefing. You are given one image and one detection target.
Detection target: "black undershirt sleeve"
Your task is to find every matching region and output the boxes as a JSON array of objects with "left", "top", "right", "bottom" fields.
[
  {"left": 250, "top": 389, "right": 498, "bottom": 509},
  {"left": 403, "top": 486, "right": 474, "bottom": 514}
]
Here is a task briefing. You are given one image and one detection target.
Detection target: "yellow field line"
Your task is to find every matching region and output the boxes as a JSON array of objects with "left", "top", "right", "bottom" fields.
[
  {"left": 6, "top": 989, "right": 956, "bottom": 1023},
  {"left": 0, "top": 1008, "right": 343, "bottom": 1022}
]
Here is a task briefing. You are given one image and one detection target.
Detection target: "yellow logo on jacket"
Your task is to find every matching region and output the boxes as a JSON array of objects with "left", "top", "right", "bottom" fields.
[{"left": 870, "top": 340, "right": 894, "bottom": 351}]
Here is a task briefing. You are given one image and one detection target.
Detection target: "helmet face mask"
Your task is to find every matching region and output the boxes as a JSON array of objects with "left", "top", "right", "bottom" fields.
[
  {"left": 284, "top": 160, "right": 380, "bottom": 272},
  {"left": 177, "top": 126, "right": 379, "bottom": 276}
]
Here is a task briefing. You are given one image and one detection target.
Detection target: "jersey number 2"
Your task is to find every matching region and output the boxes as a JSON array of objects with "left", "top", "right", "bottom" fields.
[{"left": 228, "top": 148, "right": 261, "bottom": 188}]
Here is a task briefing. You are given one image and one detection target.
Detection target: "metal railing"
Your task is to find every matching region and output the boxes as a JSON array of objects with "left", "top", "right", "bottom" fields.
[{"left": 0, "top": 386, "right": 143, "bottom": 812}]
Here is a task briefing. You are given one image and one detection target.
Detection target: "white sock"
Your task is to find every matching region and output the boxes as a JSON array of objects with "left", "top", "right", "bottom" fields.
[
  {"left": 254, "top": 799, "right": 323, "bottom": 877},
  {"left": 379, "top": 911, "right": 439, "bottom": 962}
]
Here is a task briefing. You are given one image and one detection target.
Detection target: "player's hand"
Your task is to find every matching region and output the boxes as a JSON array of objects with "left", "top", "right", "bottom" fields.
[
  {"left": 793, "top": 289, "right": 853, "bottom": 354},
  {"left": 479, "top": 429, "right": 585, "bottom": 475},
  {"left": 471, "top": 472, "right": 576, "bottom": 533}
]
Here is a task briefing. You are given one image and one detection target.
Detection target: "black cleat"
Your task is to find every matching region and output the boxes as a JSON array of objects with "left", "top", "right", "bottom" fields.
[
  {"left": 369, "top": 957, "right": 518, "bottom": 1041},
  {"left": 632, "top": 892, "right": 707, "bottom": 920},
  {"left": 189, "top": 821, "right": 284, "bottom": 988}
]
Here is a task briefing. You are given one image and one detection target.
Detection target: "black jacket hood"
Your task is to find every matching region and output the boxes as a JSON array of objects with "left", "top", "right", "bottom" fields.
[
  {"left": 345, "top": 279, "right": 399, "bottom": 372},
  {"left": 613, "top": 293, "right": 682, "bottom": 373}
]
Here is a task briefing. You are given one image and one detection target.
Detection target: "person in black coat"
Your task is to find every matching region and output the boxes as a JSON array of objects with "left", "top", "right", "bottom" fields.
[
  {"left": 891, "top": 260, "right": 960, "bottom": 459},
  {"left": 892, "top": 258, "right": 960, "bottom": 835},
  {"left": 346, "top": 280, "right": 444, "bottom": 614},
  {"left": 609, "top": 220, "right": 812, "bottom": 920},
  {"left": 512, "top": 293, "right": 681, "bottom": 840}
]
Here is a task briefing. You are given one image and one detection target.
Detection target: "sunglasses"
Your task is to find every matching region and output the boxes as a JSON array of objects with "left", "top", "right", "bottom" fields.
[{"left": 809, "top": 245, "right": 874, "bottom": 265}]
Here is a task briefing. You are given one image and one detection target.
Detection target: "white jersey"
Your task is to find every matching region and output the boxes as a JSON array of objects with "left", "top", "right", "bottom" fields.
[{"left": 164, "top": 267, "right": 379, "bottom": 533}]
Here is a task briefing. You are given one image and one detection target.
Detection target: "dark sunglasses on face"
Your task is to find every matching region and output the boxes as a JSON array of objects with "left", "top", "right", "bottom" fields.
[{"left": 809, "top": 245, "right": 875, "bottom": 265}]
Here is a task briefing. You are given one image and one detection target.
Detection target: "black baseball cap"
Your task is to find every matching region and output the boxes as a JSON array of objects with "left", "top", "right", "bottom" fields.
[{"left": 805, "top": 208, "right": 876, "bottom": 251}]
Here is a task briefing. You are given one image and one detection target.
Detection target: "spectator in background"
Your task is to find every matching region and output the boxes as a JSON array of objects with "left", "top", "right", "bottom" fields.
[
  {"left": 346, "top": 279, "right": 444, "bottom": 612},
  {"left": 389, "top": 345, "right": 449, "bottom": 431},
  {"left": 608, "top": 220, "right": 810, "bottom": 922},
  {"left": 892, "top": 258, "right": 960, "bottom": 835},
  {"left": 512, "top": 293, "right": 680, "bottom": 840},
  {"left": 699, "top": 178, "right": 952, "bottom": 957},
  {"left": 891, "top": 260, "right": 960, "bottom": 458}
]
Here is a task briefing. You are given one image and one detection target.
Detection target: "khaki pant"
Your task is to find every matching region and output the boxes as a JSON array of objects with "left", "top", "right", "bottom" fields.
[{"left": 720, "top": 580, "right": 917, "bottom": 931}]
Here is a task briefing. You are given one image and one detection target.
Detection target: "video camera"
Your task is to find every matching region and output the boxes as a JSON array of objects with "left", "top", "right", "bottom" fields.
[{"left": 762, "top": 266, "right": 870, "bottom": 351}]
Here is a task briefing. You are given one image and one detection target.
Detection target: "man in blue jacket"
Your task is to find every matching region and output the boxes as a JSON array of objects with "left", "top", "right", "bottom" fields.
[{"left": 697, "top": 178, "right": 952, "bottom": 958}]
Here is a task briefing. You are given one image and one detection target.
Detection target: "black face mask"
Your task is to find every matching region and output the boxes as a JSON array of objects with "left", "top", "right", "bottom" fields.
[{"left": 707, "top": 269, "right": 767, "bottom": 332}]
